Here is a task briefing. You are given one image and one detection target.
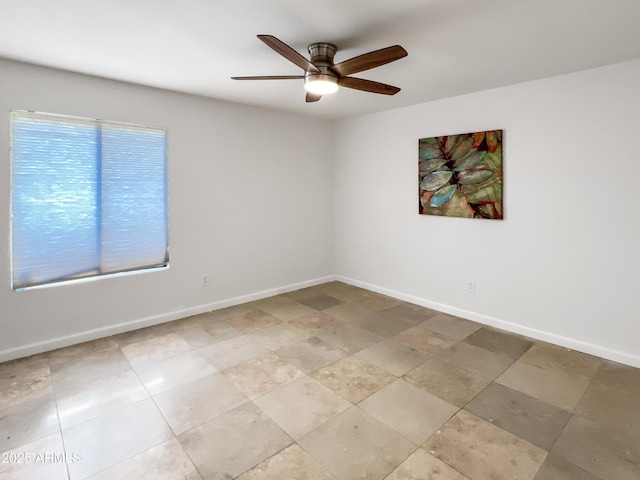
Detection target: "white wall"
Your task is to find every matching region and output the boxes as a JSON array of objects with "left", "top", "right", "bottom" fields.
[
  {"left": 2, "top": 57, "right": 639, "bottom": 368},
  {"left": 0, "top": 59, "right": 335, "bottom": 361},
  {"left": 334, "top": 59, "right": 640, "bottom": 367}
]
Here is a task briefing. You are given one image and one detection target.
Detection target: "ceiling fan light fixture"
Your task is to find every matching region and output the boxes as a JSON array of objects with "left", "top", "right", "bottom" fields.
[
  {"left": 232, "top": 36, "right": 407, "bottom": 102},
  {"left": 304, "top": 73, "right": 338, "bottom": 95}
]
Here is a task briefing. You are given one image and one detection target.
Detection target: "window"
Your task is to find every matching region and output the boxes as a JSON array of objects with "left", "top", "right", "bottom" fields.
[{"left": 10, "top": 111, "right": 168, "bottom": 289}]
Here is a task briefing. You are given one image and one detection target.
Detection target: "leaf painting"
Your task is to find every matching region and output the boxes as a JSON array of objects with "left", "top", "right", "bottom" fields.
[{"left": 419, "top": 130, "right": 503, "bottom": 219}]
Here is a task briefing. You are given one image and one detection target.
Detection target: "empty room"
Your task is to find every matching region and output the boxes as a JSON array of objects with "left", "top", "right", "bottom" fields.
[{"left": 1, "top": 1, "right": 639, "bottom": 479}]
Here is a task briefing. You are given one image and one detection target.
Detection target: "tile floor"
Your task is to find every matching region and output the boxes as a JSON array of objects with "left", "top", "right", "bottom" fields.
[{"left": 1, "top": 281, "right": 639, "bottom": 479}]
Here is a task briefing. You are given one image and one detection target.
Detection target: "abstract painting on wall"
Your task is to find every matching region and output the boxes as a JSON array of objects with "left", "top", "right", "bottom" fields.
[{"left": 419, "top": 129, "right": 503, "bottom": 219}]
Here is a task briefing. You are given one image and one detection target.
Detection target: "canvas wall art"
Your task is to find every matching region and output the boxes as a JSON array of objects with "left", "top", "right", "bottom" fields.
[{"left": 419, "top": 130, "right": 503, "bottom": 219}]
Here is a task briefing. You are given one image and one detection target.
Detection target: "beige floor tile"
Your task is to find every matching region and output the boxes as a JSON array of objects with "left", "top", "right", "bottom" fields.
[
  {"left": 276, "top": 337, "right": 349, "bottom": 374},
  {"left": 245, "top": 294, "right": 298, "bottom": 312},
  {"left": 64, "top": 398, "right": 173, "bottom": 480},
  {"left": 169, "top": 311, "right": 225, "bottom": 331},
  {"left": 46, "top": 337, "right": 120, "bottom": 366},
  {"left": 176, "top": 325, "right": 236, "bottom": 349},
  {"left": 298, "top": 406, "right": 417, "bottom": 480},
  {"left": 357, "top": 314, "right": 415, "bottom": 338},
  {"left": 384, "top": 448, "right": 471, "bottom": 480},
  {"left": 312, "top": 355, "right": 396, "bottom": 403},
  {"left": 462, "top": 327, "right": 533, "bottom": 360},
  {"left": 254, "top": 376, "right": 351, "bottom": 438},
  {"left": 51, "top": 348, "right": 133, "bottom": 394},
  {"left": 0, "top": 356, "right": 52, "bottom": 410},
  {"left": 135, "top": 351, "right": 218, "bottom": 395},
  {"left": 88, "top": 438, "right": 202, "bottom": 480},
  {"left": 0, "top": 393, "right": 59, "bottom": 452},
  {"left": 287, "top": 311, "right": 345, "bottom": 334},
  {"left": 322, "top": 302, "right": 380, "bottom": 325},
  {"left": 356, "top": 340, "right": 429, "bottom": 376},
  {"left": 285, "top": 288, "right": 344, "bottom": 310},
  {"left": 352, "top": 291, "right": 403, "bottom": 312},
  {"left": 418, "top": 314, "right": 481, "bottom": 340},
  {"left": 315, "top": 281, "right": 368, "bottom": 302},
  {"left": 0, "top": 432, "right": 68, "bottom": 480},
  {"left": 222, "top": 353, "right": 305, "bottom": 399},
  {"left": 317, "top": 282, "right": 402, "bottom": 312},
  {"left": 113, "top": 323, "right": 175, "bottom": 347},
  {"left": 436, "top": 342, "right": 514, "bottom": 380},
  {"left": 56, "top": 370, "right": 148, "bottom": 428},
  {"left": 425, "top": 410, "right": 547, "bottom": 480},
  {"left": 520, "top": 343, "right": 601, "bottom": 378},
  {"left": 465, "top": 382, "right": 571, "bottom": 450},
  {"left": 229, "top": 310, "right": 283, "bottom": 333},
  {"left": 315, "top": 323, "right": 383, "bottom": 354},
  {"left": 591, "top": 360, "right": 640, "bottom": 396},
  {"left": 403, "top": 358, "right": 491, "bottom": 407},
  {"left": 197, "top": 336, "right": 270, "bottom": 370},
  {"left": 496, "top": 361, "right": 590, "bottom": 411},
  {"left": 360, "top": 379, "right": 458, "bottom": 444},
  {"left": 178, "top": 402, "right": 292, "bottom": 480},
  {"left": 552, "top": 414, "right": 640, "bottom": 480},
  {"left": 209, "top": 303, "right": 260, "bottom": 322},
  {"left": 575, "top": 380, "right": 640, "bottom": 438},
  {"left": 201, "top": 321, "right": 243, "bottom": 342},
  {"left": 533, "top": 454, "right": 603, "bottom": 480},
  {"left": 381, "top": 302, "right": 440, "bottom": 325},
  {"left": 249, "top": 323, "right": 312, "bottom": 350},
  {"left": 3, "top": 282, "right": 639, "bottom": 480},
  {"left": 258, "top": 299, "right": 318, "bottom": 323},
  {"left": 393, "top": 327, "right": 457, "bottom": 355},
  {"left": 236, "top": 443, "right": 336, "bottom": 479},
  {"left": 153, "top": 373, "right": 249, "bottom": 435}
]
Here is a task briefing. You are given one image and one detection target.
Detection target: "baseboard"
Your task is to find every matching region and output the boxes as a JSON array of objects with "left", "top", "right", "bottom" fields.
[
  {"left": 0, "top": 274, "right": 337, "bottom": 363},
  {"left": 6, "top": 273, "right": 639, "bottom": 369},
  {"left": 336, "top": 275, "right": 640, "bottom": 369}
]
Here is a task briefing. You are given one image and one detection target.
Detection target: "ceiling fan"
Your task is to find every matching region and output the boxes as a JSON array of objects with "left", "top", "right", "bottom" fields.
[{"left": 232, "top": 35, "right": 408, "bottom": 103}]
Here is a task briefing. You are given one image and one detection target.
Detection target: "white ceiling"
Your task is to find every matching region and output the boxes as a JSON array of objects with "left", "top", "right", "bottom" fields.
[{"left": 1, "top": 0, "right": 639, "bottom": 119}]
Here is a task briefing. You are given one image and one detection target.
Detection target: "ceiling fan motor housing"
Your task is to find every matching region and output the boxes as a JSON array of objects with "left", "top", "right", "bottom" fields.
[{"left": 305, "top": 42, "right": 338, "bottom": 85}]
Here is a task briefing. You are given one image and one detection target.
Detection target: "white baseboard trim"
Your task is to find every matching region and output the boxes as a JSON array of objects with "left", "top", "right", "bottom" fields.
[
  {"left": 0, "top": 275, "right": 337, "bottom": 363},
  {"left": 336, "top": 275, "right": 640, "bottom": 369},
  {"left": 5, "top": 273, "right": 639, "bottom": 369}
]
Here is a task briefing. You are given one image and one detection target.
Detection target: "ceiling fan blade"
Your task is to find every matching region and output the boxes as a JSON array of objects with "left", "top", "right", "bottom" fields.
[
  {"left": 330, "top": 45, "right": 407, "bottom": 77},
  {"left": 231, "top": 75, "right": 305, "bottom": 80},
  {"left": 306, "top": 92, "right": 322, "bottom": 103},
  {"left": 338, "top": 77, "right": 401, "bottom": 95},
  {"left": 258, "top": 35, "right": 320, "bottom": 73}
]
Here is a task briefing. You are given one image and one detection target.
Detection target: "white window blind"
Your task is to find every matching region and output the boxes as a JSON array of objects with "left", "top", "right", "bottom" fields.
[{"left": 11, "top": 111, "right": 168, "bottom": 289}]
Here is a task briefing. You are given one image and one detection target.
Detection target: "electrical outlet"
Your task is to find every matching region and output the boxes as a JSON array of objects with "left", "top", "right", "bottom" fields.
[
  {"left": 201, "top": 274, "right": 209, "bottom": 287},
  {"left": 467, "top": 280, "right": 476, "bottom": 293}
]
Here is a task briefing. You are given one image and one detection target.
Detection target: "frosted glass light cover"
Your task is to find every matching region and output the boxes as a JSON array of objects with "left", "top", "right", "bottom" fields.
[{"left": 304, "top": 74, "right": 339, "bottom": 95}]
